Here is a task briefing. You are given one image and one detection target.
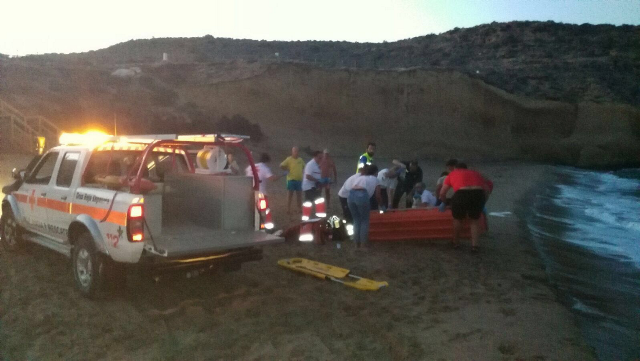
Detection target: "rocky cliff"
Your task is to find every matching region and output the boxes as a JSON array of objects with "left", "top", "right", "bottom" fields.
[{"left": 1, "top": 21, "right": 639, "bottom": 168}]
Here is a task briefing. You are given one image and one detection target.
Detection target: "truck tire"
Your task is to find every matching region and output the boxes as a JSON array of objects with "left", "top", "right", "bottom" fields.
[
  {"left": 1, "top": 208, "right": 24, "bottom": 251},
  {"left": 72, "top": 231, "right": 109, "bottom": 298}
]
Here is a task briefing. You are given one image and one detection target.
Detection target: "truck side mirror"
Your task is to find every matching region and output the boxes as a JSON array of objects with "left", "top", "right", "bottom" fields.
[{"left": 12, "top": 168, "right": 25, "bottom": 180}]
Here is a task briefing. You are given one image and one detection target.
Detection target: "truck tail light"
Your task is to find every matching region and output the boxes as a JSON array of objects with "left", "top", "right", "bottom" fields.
[{"left": 127, "top": 204, "right": 144, "bottom": 242}]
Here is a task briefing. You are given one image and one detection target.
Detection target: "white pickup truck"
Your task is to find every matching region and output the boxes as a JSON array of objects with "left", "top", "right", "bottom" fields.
[{"left": 1, "top": 133, "right": 282, "bottom": 297}]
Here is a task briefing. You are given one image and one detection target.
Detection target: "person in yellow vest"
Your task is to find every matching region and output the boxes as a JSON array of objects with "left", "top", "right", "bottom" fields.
[
  {"left": 356, "top": 142, "right": 376, "bottom": 173},
  {"left": 357, "top": 142, "right": 377, "bottom": 209},
  {"left": 280, "top": 146, "right": 306, "bottom": 215}
]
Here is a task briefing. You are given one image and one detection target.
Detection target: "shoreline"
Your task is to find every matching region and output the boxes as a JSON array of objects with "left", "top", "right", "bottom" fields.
[
  {"left": 521, "top": 166, "right": 640, "bottom": 360},
  {"left": 1, "top": 154, "right": 597, "bottom": 359}
]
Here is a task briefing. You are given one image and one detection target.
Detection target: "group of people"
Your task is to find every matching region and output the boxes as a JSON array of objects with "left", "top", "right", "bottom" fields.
[{"left": 243, "top": 142, "right": 493, "bottom": 252}]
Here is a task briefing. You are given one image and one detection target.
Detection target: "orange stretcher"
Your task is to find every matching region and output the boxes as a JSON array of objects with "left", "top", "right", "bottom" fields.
[{"left": 368, "top": 208, "right": 487, "bottom": 242}]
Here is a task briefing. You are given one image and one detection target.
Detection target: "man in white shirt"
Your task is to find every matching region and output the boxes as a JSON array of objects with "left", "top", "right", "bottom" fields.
[
  {"left": 377, "top": 166, "right": 401, "bottom": 210},
  {"left": 245, "top": 153, "right": 280, "bottom": 196},
  {"left": 411, "top": 182, "right": 438, "bottom": 208},
  {"left": 301, "top": 151, "right": 324, "bottom": 220},
  {"left": 302, "top": 151, "right": 323, "bottom": 198}
]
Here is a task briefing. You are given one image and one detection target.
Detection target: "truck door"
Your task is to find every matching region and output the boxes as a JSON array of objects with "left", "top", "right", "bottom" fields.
[
  {"left": 19, "top": 151, "right": 60, "bottom": 236},
  {"left": 46, "top": 151, "right": 82, "bottom": 243}
]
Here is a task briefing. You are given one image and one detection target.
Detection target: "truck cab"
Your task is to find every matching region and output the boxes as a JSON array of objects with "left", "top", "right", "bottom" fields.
[{"left": 1, "top": 133, "right": 283, "bottom": 297}]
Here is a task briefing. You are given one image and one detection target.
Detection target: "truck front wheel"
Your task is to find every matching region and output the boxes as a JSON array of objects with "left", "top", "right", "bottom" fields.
[{"left": 1, "top": 209, "right": 24, "bottom": 251}]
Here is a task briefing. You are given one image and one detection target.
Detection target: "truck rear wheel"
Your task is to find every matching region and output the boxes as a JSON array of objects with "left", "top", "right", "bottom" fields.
[
  {"left": 72, "top": 231, "right": 108, "bottom": 298},
  {"left": 1, "top": 209, "right": 24, "bottom": 251}
]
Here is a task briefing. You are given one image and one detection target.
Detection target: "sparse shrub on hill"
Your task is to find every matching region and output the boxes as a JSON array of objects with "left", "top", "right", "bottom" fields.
[
  {"left": 18, "top": 21, "right": 639, "bottom": 106},
  {"left": 139, "top": 75, "right": 178, "bottom": 106}
]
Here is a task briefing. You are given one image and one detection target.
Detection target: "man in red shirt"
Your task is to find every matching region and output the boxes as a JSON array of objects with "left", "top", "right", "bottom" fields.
[{"left": 439, "top": 163, "right": 493, "bottom": 252}]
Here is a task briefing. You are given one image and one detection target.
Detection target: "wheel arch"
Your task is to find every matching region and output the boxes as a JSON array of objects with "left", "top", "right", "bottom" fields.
[
  {"left": 2, "top": 195, "right": 22, "bottom": 220},
  {"left": 68, "top": 215, "right": 110, "bottom": 256}
]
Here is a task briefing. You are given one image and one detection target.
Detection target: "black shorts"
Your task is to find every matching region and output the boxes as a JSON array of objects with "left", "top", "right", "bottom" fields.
[
  {"left": 304, "top": 188, "right": 320, "bottom": 202},
  {"left": 451, "top": 189, "right": 485, "bottom": 220}
]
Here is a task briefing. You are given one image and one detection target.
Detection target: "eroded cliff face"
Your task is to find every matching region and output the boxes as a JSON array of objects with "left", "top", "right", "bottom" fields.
[
  {"left": 1, "top": 61, "right": 639, "bottom": 168},
  {"left": 176, "top": 63, "right": 640, "bottom": 167}
]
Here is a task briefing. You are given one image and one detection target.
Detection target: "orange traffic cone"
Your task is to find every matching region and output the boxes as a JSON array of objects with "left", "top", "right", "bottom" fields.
[{"left": 299, "top": 222, "right": 314, "bottom": 242}]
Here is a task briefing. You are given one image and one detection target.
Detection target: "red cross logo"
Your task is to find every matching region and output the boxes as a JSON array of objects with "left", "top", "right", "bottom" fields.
[{"left": 29, "top": 189, "right": 36, "bottom": 211}]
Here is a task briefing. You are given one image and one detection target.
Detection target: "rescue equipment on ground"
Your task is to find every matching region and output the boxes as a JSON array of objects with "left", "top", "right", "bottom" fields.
[
  {"left": 328, "top": 216, "right": 349, "bottom": 242},
  {"left": 297, "top": 218, "right": 330, "bottom": 244},
  {"left": 278, "top": 258, "right": 388, "bottom": 291},
  {"left": 300, "top": 196, "right": 327, "bottom": 241},
  {"left": 368, "top": 208, "right": 488, "bottom": 242}
]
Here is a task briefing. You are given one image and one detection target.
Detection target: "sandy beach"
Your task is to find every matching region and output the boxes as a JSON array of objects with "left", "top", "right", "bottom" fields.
[{"left": 0, "top": 152, "right": 596, "bottom": 360}]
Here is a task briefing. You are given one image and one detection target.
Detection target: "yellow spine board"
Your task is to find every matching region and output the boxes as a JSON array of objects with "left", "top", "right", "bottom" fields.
[
  {"left": 278, "top": 258, "right": 388, "bottom": 291},
  {"left": 278, "top": 258, "right": 350, "bottom": 278}
]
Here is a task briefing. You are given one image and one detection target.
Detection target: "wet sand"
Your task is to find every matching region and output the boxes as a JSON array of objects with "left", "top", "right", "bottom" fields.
[{"left": 0, "top": 153, "right": 596, "bottom": 360}]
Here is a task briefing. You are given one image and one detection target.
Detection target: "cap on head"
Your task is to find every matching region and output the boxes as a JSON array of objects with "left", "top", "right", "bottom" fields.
[{"left": 455, "top": 162, "right": 468, "bottom": 169}]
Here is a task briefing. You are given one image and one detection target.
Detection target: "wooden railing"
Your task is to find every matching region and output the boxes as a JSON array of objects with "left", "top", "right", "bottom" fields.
[{"left": 0, "top": 98, "right": 61, "bottom": 153}]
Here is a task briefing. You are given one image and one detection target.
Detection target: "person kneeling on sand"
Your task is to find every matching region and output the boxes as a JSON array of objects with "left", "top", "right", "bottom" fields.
[
  {"left": 410, "top": 182, "right": 438, "bottom": 208},
  {"left": 438, "top": 162, "right": 493, "bottom": 253},
  {"left": 342, "top": 165, "right": 382, "bottom": 248}
]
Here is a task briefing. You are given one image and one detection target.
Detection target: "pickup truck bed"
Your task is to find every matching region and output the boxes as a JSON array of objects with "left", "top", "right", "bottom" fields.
[{"left": 152, "top": 224, "right": 282, "bottom": 258}]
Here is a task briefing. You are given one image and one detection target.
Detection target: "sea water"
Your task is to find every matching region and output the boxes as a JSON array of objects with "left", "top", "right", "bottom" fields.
[{"left": 525, "top": 167, "right": 640, "bottom": 361}]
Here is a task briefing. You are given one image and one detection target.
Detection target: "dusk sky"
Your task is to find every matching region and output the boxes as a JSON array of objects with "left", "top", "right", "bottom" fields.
[{"left": 1, "top": 0, "right": 639, "bottom": 56}]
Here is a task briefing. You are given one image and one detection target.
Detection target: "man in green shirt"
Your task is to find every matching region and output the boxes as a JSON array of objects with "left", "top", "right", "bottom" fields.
[{"left": 280, "top": 146, "right": 306, "bottom": 215}]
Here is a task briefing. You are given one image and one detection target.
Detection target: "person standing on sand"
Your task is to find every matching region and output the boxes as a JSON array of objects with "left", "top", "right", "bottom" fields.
[
  {"left": 280, "top": 147, "right": 305, "bottom": 214},
  {"left": 356, "top": 142, "right": 376, "bottom": 173},
  {"left": 435, "top": 158, "right": 458, "bottom": 206},
  {"left": 245, "top": 153, "right": 281, "bottom": 196},
  {"left": 343, "top": 165, "right": 381, "bottom": 248},
  {"left": 301, "top": 151, "right": 325, "bottom": 219},
  {"left": 439, "top": 162, "right": 493, "bottom": 253},
  {"left": 338, "top": 165, "right": 368, "bottom": 224},
  {"left": 319, "top": 149, "right": 338, "bottom": 209}
]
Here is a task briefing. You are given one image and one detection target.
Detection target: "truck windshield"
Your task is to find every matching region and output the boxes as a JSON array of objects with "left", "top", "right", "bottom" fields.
[{"left": 84, "top": 150, "right": 189, "bottom": 185}]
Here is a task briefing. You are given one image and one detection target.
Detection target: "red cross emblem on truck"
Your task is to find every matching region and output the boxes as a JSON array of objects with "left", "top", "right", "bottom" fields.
[{"left": 29, "top": 189, "right": 36, "bottom": 211}]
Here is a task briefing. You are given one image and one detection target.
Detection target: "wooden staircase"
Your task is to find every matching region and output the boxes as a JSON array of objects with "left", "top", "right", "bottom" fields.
[{"left": 0, "top": 98, "right": 61, "bottom": 153}]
